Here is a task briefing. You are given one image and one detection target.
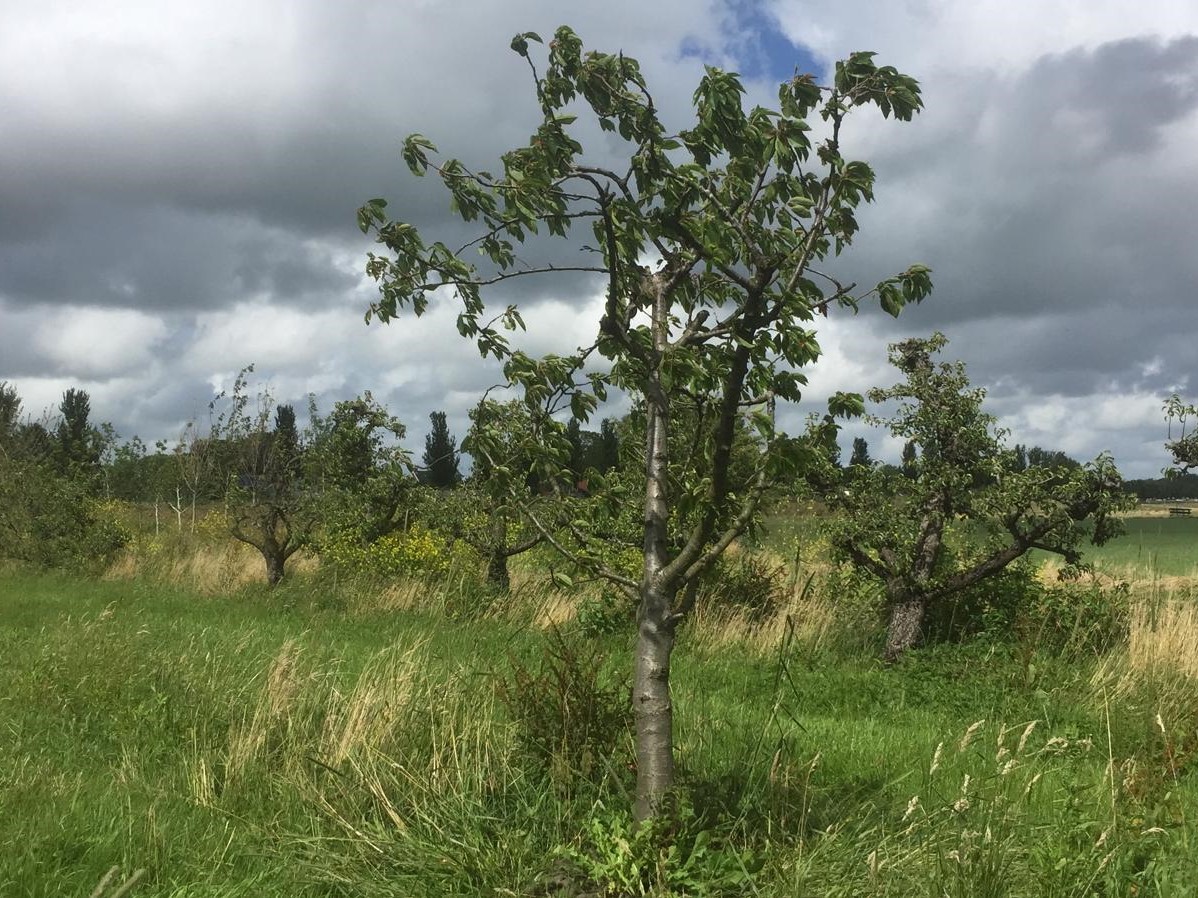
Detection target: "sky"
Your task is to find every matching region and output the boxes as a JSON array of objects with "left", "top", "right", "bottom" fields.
[{"left": 2, "top": 0, "right": 1197, "bottom": 478}]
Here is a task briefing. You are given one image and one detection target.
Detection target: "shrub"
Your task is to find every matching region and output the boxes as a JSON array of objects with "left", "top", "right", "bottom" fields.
[
  {"left": 317, "top": 522, "right": 459, "bottom": 580},
  {"left": 554, "top": 800, "right": 758, "bottom": 897},
  {"left": 495, "top": 629, "right": 631, "bottom": 789},
  {"left": 925, "top": 560, "right": 1048, "bottom": 645},
  {"left": 0, "top": 462, "right": 130, "bottom": 571},
  {"left": 1023, "top": 576, "right": 1130, "bottom": 657}
]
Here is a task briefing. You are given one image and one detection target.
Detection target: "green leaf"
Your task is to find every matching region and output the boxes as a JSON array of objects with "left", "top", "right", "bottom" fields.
[{"left": 510, "top": 31, "right": 542, "bottom": 57}]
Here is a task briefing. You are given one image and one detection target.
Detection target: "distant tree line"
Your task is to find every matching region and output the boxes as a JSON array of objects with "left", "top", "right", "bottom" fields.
[{"left": 1123, "top": 474, "right": 1198, "bottom": 500}]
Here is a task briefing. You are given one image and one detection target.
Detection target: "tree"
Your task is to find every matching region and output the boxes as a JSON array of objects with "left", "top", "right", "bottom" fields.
[
  {"left": 56, "top": 388, "right": 103, "bottom": 484},
  {"left": 358, "top": 26, "right": 931, "bottom": 818},
  {"left": 597, "top": 418, "right": 621, "bottom": 474},
  {"left": 422, "top": 410, "right": 461, "bottom": 487},
  {"left": 454, "top": 398, "right": 548, "bottom": 590},
  {"left": 0, "top": 383, "right": 128, "bottom": 569},
  {"left": 306, "top": 392, "right": 413, "bottom": 546},
  {"left": 208, "top": 369, "right": 313, "bottom": 587},
  {"left": 816, "top": 334, "right": 1131, "bottom": 661},
  {"left": 1165, "top": 394, "right": 1198, "bottom": 474},
  {"left": 849, "top": 436, "right": 872, "bottom": 468},
  {"left": 1026, "top": 446, "right": 1081, "bottom": 470},
  {"left": 0, "top": 382, "right": 20, "bottom": 447},
  {"left": 275, "top": 404, "right": 302, "bottom": 482},
  {"left": 1011, "top": 443, "right": 1028, "bottom": 472}
]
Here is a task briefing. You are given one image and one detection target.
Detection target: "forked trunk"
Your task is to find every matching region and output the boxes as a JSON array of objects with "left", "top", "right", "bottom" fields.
[
  {"left": 884, "top": 586, "right": 927, "bottom": 662},
  {"left": 633, "top": 581, "right": 676, "bottom": 821}
]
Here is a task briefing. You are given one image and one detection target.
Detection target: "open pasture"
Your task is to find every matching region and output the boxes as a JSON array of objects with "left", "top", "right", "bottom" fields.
[
  {"left": 3, "top": 568, "right": 1198, "bottom": 896},
  {"left": 1092, "top": 512, "right": 1198, "bottom": 580}
]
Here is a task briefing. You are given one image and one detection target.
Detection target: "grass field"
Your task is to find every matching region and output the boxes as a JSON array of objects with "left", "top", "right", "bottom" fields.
[
  {"left": 3, "top": 562, "right": 1198, "bottom": 896},
  {"left": 761, "top": 503, "right": 1198, "bottom": 581},
  {"left": 1093, "top": 515, "right": 1198, "bottom": 579}
]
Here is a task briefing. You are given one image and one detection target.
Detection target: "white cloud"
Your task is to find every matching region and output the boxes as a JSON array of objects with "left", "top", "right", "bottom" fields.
[
  {"left": 771, "top": 0, "right": 1198, "bottom": 74},
  {"left": 31, "top": 307, "right": 168, "bottom": 379}
]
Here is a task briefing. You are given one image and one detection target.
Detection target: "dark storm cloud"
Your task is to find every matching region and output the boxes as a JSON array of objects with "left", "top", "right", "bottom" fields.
[
  {"left": 0, "top": 200, "right": 360, "bottom": 312},
  {"left": 806, "top": 35, "right": 1198, "bottom": 421},
  {"left": 0, "top": 1, "right": 737, "bottom": 320},
  {"left": 3, "top": 0, "right": 1197, "bottom": 478}
]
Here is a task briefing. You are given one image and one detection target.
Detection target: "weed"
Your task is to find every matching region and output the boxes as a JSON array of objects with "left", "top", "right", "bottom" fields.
[{"left": 495, "top": 629, "right": 632, "bottom": 791}]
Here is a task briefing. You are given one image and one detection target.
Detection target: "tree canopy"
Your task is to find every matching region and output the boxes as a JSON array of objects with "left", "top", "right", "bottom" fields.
[
  {"left": 813, "top": 334, "right": 1132, "bottom": 660},
  {"left": 358, "top": 25, "right": 931, "bottom": 818}
]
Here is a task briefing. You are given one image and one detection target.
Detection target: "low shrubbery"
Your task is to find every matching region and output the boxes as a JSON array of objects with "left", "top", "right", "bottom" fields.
[{"left": 0, "top": 462, "right": 130, "bottom": 571}]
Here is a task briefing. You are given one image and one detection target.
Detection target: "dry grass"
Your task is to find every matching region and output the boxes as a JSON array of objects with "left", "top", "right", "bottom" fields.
[
  {"left": 689, "top": 571, "right": 844, "bottom": 656},
  {"left": 106, "top": 535, "right": 319, "bottom": 594},
  {"left": 1125, "top": 600, "right": 1198, "bottom": 682},
  {"left": 225, "top": 639, "right": 306, "bottom": 782},
  {"left": 1092, "top": 598, "right": 1198, "bottom": 720},
  {"left": 321, "top": 641, "right": 425, "bottom": 766}
]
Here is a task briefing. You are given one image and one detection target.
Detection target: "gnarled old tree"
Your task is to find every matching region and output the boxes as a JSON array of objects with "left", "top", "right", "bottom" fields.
[
  {"left": 816, "top": 334, "right": 1132, "bottom": 661},
  {"left": 209, "top": 368, "right": 311, "bottom": 587},
  {"left": 358, "top": 26, "right": 931, "bottom": 819}
]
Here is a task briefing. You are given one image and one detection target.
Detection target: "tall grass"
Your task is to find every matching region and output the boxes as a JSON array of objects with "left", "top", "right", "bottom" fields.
[{"left": 4, "top": 516, "right": 1198, "bottom": 894}]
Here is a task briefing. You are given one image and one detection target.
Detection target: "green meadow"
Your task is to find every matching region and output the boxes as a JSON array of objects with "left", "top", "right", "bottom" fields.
[{"left": 4, "top": 539, "right": 1198, "bottom": 896}]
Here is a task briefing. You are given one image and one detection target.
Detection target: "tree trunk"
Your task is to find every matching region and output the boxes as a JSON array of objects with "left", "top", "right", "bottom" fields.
[
  {"left": 264, "top": 546, "right": 285, "bottom": 587},
  {"left": 884, "top": 586, "right": 927, "bottom": 662},
  {"left": 633, "top": 581, "right": 676, "bottom": 821},
  {"left": 635, "top": 281, "right": 676, "bottom": 822},
  {"left": 485, "top": 512, "right": 510, "bottom": 591},
  {"left": 486, "top": 548, "right": 510, "bottom": 592}
]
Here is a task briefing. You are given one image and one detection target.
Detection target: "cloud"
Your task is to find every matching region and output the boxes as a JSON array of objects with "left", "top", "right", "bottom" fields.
[{"left": 2, "top": 0, "right": 1197, "bottom": 480}]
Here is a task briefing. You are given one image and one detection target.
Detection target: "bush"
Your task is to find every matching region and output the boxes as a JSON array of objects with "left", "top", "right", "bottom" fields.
[
  {"left": 1023, "top": 576, "right": 1130, "bottom": 657},
  {"left": 0, "top": 461, "right": 130, "bottom": 570},
  {"left": 316, "top": 521, "right": 465, "bottom": 581},
  {"left": 495, "top": 629, "right": 631, "bottom": 789},
  {"left": 925, "top": 560, "right": 1049, "bottom": 645}
]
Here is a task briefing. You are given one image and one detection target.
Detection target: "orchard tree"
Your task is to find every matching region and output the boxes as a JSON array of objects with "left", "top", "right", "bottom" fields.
[
  {"left": 818, "top": 334, "right": 1131, "bottom": 661},
  {"left": 358, "top": 26, "right": 931, "bottom": 818},
  {"left": 209, "top": 368, "right": 313, "bottom": 587},
  {"left": 454, "top": 398, "right": 549, "bottom": 591},
  {"left": 305, "top": 392, "right": 413, "bottom": 545}
]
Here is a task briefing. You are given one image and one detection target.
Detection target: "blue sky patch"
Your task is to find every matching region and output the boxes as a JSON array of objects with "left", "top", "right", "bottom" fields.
[{"left": 680, "top": 1, "right": 824, "bottom": 83}]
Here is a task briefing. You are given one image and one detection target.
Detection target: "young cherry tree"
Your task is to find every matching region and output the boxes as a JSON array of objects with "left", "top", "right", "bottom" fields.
[{"left": 358, "top": 26, "right": 932, "bottom": 819}]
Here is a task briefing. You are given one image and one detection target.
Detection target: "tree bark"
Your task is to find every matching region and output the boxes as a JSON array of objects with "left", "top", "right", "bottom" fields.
[
  {"left": 633, "top": 581, "right": 676, "bottom": 821},
  {"left": 264, "top": 547, "right": 285, "bottom": 588},
  {"left": 633, "top": 276, "right": 677, "bottom": 822},
  {"left": 884, "top": 587, "right": 927, "bottom": 662},
  {"left": 486, "top": 547, "right": 510, "bottom": 592}
]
